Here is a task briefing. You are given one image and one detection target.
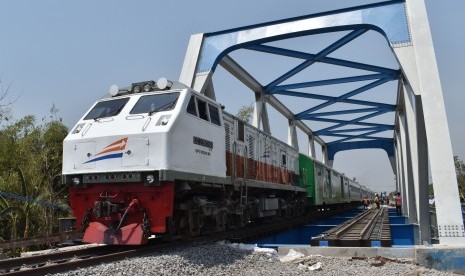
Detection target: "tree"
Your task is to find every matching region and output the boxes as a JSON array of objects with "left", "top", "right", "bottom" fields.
[
  {"left": 0, "top": 112, "right": 69, "bottom": 241},
  {"left": 455, "top": 156, "right": 465, "bottom": 201},
  {"left": 40, "top": 119, "right": 69, "bottom": 234},
  {"left": 236, "top": 103, "right": 254, "bottom": 123},
  {"left": 428, "top": 156, "right": 465, "bottom": 201},
  {"left": 0, "top": 78, "right": 15, "bottom": 125}
]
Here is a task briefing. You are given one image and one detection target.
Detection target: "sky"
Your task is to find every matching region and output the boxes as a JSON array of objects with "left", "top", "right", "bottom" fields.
[{"left": 0, "top": 0, "right": 464, "bottom": 194}]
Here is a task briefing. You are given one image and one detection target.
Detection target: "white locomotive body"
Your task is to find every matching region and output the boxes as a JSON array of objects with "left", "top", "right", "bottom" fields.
[
  {"left": 63, "top": 81, "right": 301, "bottom": 186},
  {"left": 63, "top": 80, "right": 306, "bottom": 244},
  {"left": 63, "top": 79, "right": 370, "bottom": 245}
]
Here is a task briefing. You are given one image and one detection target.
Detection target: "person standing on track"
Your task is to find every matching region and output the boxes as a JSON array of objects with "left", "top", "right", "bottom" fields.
[
  {"left": 374, "top": 193, "right": 380, "bottom": 209},
  {"left": 395, "top": 192, "right": 402, "bottom": 215},
  {"left": 362, "top": 196, "right": 369, "bottom": 210}
]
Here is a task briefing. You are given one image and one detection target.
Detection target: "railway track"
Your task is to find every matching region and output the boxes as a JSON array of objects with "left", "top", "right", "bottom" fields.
[
  {"left": 0, "top": 244, "right": 128, "bottom": 275},
  {"left": 0, "top": 207, "right": 355, "bottom": 275},
  {"left": 311, "top": 207, "right": 391, "bottom": 247},
  {"left": 0, "top": 231, "right": 82, "bottom": 251},
  {"left": 0, "top": 236, "right": 217, "bottom": 276}
]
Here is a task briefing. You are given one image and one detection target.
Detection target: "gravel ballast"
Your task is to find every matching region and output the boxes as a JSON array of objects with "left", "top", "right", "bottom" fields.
[{"left": 53, "top": 242, "right": 455, "bottom": 276}]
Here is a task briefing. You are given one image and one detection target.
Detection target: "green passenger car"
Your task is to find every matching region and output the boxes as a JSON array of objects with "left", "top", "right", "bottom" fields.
[
  {"left": 299, "top": 153, "right": 351, "bottom": 207},
  {"left": 299, "top": 154, "right": 316, "bottom": 205}
]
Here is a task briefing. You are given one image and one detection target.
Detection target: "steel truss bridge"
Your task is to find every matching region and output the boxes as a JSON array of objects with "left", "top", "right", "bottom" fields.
[{"left": 179, "top": 0, "right": 464, "bottom": 245}]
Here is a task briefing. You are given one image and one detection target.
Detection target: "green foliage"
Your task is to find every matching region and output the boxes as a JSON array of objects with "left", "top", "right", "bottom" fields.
[
  {"left": 428, "top": 184, "right": 434, "bottom": 196},
  {"left": 0, "top": 113, "right": 69, "bottom": 241},
  {"left": 0, "top": 78, "right": 14, "bottom": 125},
  {"left": 236, "top": 103, "right": 254, "bottom": 123},
  {"left": 428, "top": 156, "right": 465, "bottom": 200},
  {"left": 455, "top": 156, "right": 465, "bottom": 201}
]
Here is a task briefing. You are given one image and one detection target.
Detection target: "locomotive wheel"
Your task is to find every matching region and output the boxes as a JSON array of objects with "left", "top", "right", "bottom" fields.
[
  {"left": 188, "top": 210, "right": 202, "bottom": 236},
  {"left": 216, "top": 210, "right": 227, "bottom": 232},
  {"left": 163, "top": 217, "right": 176, "bottom": 241}
]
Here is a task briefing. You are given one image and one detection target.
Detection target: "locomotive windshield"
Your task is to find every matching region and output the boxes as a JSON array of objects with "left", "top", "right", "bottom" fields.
[
  {"left": 84, "top": 97, "right": 129, "bottom": 120},
  {"left": 130, "top": 92, "right": 179, "bottom": 115}
]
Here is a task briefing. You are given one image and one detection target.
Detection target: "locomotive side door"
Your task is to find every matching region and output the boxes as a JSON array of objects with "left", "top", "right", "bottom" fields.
[
  {"left": 245, "top": 127, "right": 257, "bottom": 180},
  {"left": 223, "top": 116, "right": 235, "bottom": 177},
  {"left": 235, "top": 120, "right": 246, "bottom": 178}
]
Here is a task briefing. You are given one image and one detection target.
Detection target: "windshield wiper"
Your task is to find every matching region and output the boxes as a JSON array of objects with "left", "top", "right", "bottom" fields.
[
  {"left": 148, "top": 100, "right": 177, "bottom": 116},
  {"left": 94, "top": 104, "right": 125, "bottom": 121}
]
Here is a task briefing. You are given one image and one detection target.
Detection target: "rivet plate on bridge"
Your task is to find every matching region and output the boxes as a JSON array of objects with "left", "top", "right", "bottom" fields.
[{"left": 438, "top": 224, "right": 465, "bottom": 237}]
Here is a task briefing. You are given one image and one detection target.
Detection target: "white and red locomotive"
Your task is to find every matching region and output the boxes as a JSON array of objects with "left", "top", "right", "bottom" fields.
[{"left": 62, "top": 79, "right": 309, "bottom": 245}]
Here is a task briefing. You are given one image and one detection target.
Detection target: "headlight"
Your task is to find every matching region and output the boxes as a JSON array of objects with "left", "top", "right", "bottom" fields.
[
  {"left": 143, "top": 83, "right": 152, "bottom": 92},
  {"left": 142, "top": 172, "right": 159, "bottom": 186},
  {"left": 156, "top": 77, "right": 172, "bottom": 90},
  {"left": 72, "top": 177, "right": 81, "bottom": 186},
  {"left": 109, "top": 84, "right": 119, "bottom": 96},
  {"left": 132, "top": 85, "right": 141, "bottom": 93},
  {"left": 72, "top": 123, "right": 85, "bottom": 134},
  {"left": 132, "top": 81, "right": 155, "bottom": 93},
  {"left": 145, "top": 174, "right": 155, "bottom": 184}
]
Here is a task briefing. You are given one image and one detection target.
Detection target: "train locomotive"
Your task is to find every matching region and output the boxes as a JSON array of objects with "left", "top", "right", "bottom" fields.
[{"left": 62, "top": 78, "right": 373, "bottom": 245}]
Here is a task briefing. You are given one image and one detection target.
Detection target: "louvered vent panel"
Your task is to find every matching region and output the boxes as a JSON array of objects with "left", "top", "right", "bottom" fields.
[
  {"left": 248, "top": 134, "right": 256, "bottom": 179},
  {"left": 225, "top": 123, "right": 231, "bottom": 176}
]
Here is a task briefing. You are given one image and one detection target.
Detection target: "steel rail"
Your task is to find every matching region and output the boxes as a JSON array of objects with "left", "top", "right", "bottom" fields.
[
  {"left": 325, "top": 210, "right": 373, "bottom": 239},
  {"left": 312, "top": 207, "right": 392, "bottom": 247},
  {"left": 359, "top": 208, "right": 384, "bottom": 240},
  {"left": 0, "top": 231, "right": 82, "bottom": 250}
]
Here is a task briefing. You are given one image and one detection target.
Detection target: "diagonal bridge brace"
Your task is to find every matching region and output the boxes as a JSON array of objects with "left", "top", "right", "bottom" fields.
[
  {"left": 247, "top": 44, "right": 399, "bottom": 76},
  {"left": 265, "top": 29, "right": 368, "bottom": 90},
  {"left": 314, "top": 108, "right": 394, "bottom": 135},
  {"left": 268, "top": 73, "right": 398, "bottom": 93},
  {"left": 295, "top": 77, "right": 395, "bottom": 119},
  {"left": 271, "top": 90, "right": 397, "bottom": 109}
]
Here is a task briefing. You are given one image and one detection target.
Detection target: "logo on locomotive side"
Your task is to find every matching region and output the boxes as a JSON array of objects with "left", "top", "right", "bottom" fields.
[
  {"left": 193, "top": 136, "right": 213, "bottom": 149},
  {"left": 84, "top": 137, "right": 128, "bottom": 164},
  {"left": 193, "top": 136, "right": 213, "bottom": 156}
]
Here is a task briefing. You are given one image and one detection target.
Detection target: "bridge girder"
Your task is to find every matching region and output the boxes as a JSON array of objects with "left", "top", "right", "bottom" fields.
[{"left": 179, "top": 0, "right": 464, "bottom": 245}]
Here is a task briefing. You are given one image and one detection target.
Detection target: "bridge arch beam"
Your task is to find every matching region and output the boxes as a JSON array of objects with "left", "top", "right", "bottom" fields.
[{"left": 179, "top": 0, "right": 464, "bottom": 245}]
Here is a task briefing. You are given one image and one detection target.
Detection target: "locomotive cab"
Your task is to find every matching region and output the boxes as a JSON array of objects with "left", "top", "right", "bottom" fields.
[{"left": 62, "top": 78, "right": 225, "bottom": 244}]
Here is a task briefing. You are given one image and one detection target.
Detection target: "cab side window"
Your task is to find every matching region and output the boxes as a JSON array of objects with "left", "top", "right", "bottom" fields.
[
  {"left": 197, "top": 99, "right": 209, "bottom": 121},
  {"left": 187, "top": 95, "right": 197, "bottom": 116},
  {"left": 208, "top": 104, "right": 221, "bottom": 126},
  {"left": 186, "top": 94, "right": 222, "bottom": 126}
]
